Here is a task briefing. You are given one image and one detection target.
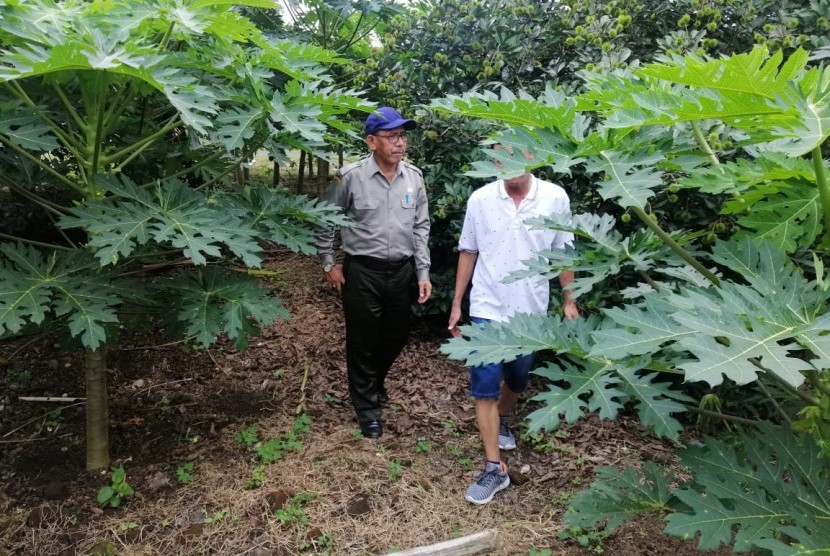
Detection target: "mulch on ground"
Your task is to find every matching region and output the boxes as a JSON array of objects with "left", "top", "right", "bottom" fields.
[{"left": 0, "top": 248, "right": 732, "bottom": 555}]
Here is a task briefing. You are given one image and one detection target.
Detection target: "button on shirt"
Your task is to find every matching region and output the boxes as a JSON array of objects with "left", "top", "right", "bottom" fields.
[
  {"left": 315, "top": 155, "right": 431, "bottom": 281},
  {"left": 458, "top": 176, "right": 573, "bottom": 322}
]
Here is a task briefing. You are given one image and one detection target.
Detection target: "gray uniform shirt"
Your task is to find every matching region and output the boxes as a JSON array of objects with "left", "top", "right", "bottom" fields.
[{"left": 315, "top": 154, "right": 431, "bottom": 281}]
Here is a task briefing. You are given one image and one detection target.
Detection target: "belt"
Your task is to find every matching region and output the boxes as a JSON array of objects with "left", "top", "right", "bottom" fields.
[{"left": 347, "top": 255, "right": 413, "bottom": 271}]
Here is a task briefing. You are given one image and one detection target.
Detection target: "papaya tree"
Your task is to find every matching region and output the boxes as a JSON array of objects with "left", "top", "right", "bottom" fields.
[
  {"left": 435, "top": 46, "right": 830, "bottom": 552},
  {"left": 0, "top": 0, "right": 370, "bottom": 470}
]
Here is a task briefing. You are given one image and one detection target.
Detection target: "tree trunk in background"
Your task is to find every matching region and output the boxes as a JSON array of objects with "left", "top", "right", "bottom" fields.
[
  {"left": 338, "top": 147, "right": 344, "bottom": 167},
  {"left": 317, "top": 157, "right": 330, "bottom": 199},
  {"left": 307, "top": 153, "right": 315, "bottom": 179},
  {"left": 85, "top": 348, "right": 110, "bottom": 470},
  {"left": 297, "top": 150, "right": 306, "bottom": 194},
  {"left": 272, "top": 161, "right": 280, "bottom": 187}
]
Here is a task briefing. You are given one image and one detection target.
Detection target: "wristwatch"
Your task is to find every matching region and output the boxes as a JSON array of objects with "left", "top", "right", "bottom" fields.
[{"left": 322, "top": 262, "right": 335, "bottom": 273}]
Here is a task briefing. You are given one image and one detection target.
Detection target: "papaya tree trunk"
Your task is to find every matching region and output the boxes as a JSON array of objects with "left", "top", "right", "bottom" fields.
[
  {"left": 272, "top": 160, "right": 280, "bottom": 186},
  {"left": 297, "top": 150, "right": 306, "bottom": 194},
  {"left": 317, "top": 157, "right": 330, "bottom": 199},
  {"left": 85, "top": 347, "right": 110, "bottom": 470}
]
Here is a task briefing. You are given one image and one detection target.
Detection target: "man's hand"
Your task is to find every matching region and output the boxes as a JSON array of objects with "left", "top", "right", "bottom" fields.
[
  {"left": 417, "top": 280, "right": 432, "bottom": 304},
  {"left": 325, "top": 264, "right": 345, "bottom": 294},
  {"left": 447, "top": 304, "right": 462, "bottom": 338},
  {"left": 564, "top": 299, "right": 579, "bottom": 320}
]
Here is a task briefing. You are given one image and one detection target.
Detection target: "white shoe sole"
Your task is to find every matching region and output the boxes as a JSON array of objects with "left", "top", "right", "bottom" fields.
[
  {"left": 498, "top": 441, "right": 516, "bottom": 450},
  {"left": 465, "top": 476, "right": 510, "bottom": 505}
]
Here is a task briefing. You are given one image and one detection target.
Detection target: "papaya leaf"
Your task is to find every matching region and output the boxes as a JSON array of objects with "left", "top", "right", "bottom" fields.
[
  {"left": 735, "top": 185, "right": 821, "bottom": 252},
  {"left": 0, "top": 102, "right": 59, "bottom": 151},
  {"left": 584, "top": 150, "right": 665, "bottom": 209},
  {"left": 665, "top": 424, "right": 830, "bottom": 553},
  {"left": 527, "top": 359, "right": 623, "bottom": 432},
  {"left": 439, "top": 313, "right": 596, "bottom": 367},
  {"left": 590, "top": 296, "right": 694, "bottom": 360},
  {"left": 0, "top": 243, "right": 122, "bottom": 349},
  {"left": 171, "top": 268, "right": 288, "bottom": 349},
  {"left": 565, "top": 462, "right": 677, "bottom": 533},
  {"left": 616, "top": 367, "right": 691, "bottom": 442}
]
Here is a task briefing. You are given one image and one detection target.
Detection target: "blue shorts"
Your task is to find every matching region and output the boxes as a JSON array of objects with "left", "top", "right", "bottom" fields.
[{"left": 469, "top": 317, "right": 536, "bottom": 399}]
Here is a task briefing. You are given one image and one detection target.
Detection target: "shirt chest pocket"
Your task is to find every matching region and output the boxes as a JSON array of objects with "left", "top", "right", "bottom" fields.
[{"left": 353, "top": 197, "right": 379, "bottom": 210}]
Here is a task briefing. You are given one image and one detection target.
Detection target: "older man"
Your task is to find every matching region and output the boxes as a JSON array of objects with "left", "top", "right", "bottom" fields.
[{"left": 315, "top": 107, "right": 431, "bottom": 439}]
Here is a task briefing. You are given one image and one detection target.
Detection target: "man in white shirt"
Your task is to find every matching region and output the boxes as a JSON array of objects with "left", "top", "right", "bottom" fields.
[{"left": 448, "top": 170, "right": 578, "bottom": 504}]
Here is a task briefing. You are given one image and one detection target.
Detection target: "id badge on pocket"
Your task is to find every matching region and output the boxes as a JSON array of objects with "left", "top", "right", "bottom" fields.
[{"left": 401, "top": 186, "right": 415, "bottom": 209}]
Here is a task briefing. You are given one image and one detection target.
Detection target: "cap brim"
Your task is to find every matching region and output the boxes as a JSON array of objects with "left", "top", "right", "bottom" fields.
[{"left": 374, "top": 118, "right": 417, "bottom": 132}]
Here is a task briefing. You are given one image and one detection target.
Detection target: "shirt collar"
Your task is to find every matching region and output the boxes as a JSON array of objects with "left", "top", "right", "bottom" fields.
[
  {"left": 498, "top": 175, "right": 537, "bottom": 200},
  {"left": 368, "top": 154, "right": 402, "bottom": 179}
]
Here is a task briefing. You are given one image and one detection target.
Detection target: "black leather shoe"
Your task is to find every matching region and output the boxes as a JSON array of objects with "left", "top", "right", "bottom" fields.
[{"left": 360, "top": 420, "right": 382, "bottom": 439}]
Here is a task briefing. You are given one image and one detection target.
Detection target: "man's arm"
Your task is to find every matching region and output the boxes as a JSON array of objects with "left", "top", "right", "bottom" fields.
[
  {"left": 559, "top": 270, "right": 579, "bottom": 320},
  {"left": 315, "top": 178, "right": 348, "bottom": 291},
  {"left": 448, "top": 250, "right": 478, "bottom": 337},
  {"left": 413, "top": 176, "right": 432, "bottom": 303}
]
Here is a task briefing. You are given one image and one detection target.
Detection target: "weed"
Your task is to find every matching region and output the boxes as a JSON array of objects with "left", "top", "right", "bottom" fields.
[
  {"left": 528, "top": 549, "right": 553, "bottom": 556},
  {"left": 274, "top": 492, "right": 317, "bottom": 528},
  {"left": 160, "top": 518, "right": 172, "bottom": 528},
  {"left": 387, "top": 459, "right": 404, "bottom": 483},
  {"left": 203, "top": 510, "right": 227, "bottom": 524},
  {"left": 244, "top": 464, "right": 267, "bottom": 489},
  {"left": 176, "top": 461, "right": 195, "bottom": 484},
  {"left": 351, "top": 427, "right": 363, "bottom": 439},
  {"left": 97, "top": 467, "right": 135, "bottom": 508},
  {"left": 448, "top": 445, "right": 473, "bottom": 471},
  {"left": 557, "top": 527, "right": 605, "bottom": 553},
  {"left": 322, "top": 393, "right": 335, "bottom": 404},
  {"left": 415, "top": 436, "right": 432, "bottom": 453},
  {"left": 235, "top": 425, "right": 260, "bottom": 447},
  {"left": 118, "top": 522, "right": 138, "bottom": 532},
  {"left": 300, "top": 533, "right": 334, "bottom": 553},
  {"left": 7, "top": 369, "right": 31, "bottom": 390},
  {"left": 38, "top": 408, "right": 63, "bottom": 434},
  {"left": 272, "top": 369, "right": 285, "bottom": 379},
  {"left": 387, "top": 402, "right": 401, "bottom": 412},
  {"left": 256, "top": 414, "right": 310, "bottom": 463},
  {"left": 441, "top": 419, "right": 455, "bottom": 430}
]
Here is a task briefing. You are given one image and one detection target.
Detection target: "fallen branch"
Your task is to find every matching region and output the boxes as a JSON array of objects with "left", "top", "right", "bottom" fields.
[
  {"left": 19, "top": 396, "right": 86, "bottom": 403},
  {"left": 383, "top": 529, "right": 498, "bottom": 556},
  {"left": 294, "top": 365, "right": 309, "bottom": 415}
]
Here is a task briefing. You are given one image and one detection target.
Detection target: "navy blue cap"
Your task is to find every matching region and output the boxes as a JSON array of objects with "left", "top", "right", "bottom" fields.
[{"left": 365, "top": 107, "right": 417, "bottom": 135}]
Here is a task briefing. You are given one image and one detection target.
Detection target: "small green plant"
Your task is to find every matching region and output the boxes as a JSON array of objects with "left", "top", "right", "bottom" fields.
[
  {"left": 97, "top": 467, "right": 135, "bottom": 508},
  {"left": 351, "top": 427, "right": 363, "bottom": 439},
  {"left": 244, "top": 464, "right": 267, "bottom": 489},
  {"left": 557, "top": 527, "right": 605, "bottom": 553},
  {"left": 415, "top": 436, "right": 432, "bottom": 453},
  {"left": 387, "top": 459, "right": 404, "bottom": 483},
  {"left": 322, "top": 393, "right": 335, "bottom": 404},
  {"left": 272, "top": 369, "right": 285, "bottom": 379},
  {"left": 176, "top": 462, "right": 195, "bottom": 484},
  {"left": 300, "top": 533, "right": 334, "bottom": 553},
  {"left": 7, "top": 369, "right": 31, "bottom": 390},
  {"left": 203, "top": 509, "right": 227, "bottom": 525},
  {"left": 160, "top": 518, "right": 172, "bottom": 528},
  {"left": 441, "top": 419, "right": 455, "bottom": 430},
  {"left": 118, "top": 522, "right": 139, "bottom": 532},
  {"left": 528, "top": 549, "right": 553, "bottom": 556},
  {"left": 448, "top": 445, "right": 473, "bottom": 471},
  {"left": 235, "top": 425, "right": 260, "bottom": 447},
  {"left": 254, "top": 414, "right": 311, "bottom": 463},
  {"left": 274, "top": 492, "right": 317, "bottom": 528},
  {"left": 38, "top": 408, "right": 63, "bottom": 434}
]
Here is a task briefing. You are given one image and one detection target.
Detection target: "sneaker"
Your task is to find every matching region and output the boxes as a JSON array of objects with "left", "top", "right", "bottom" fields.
[
  {"left": 465, "top": 462, "right": 510, "bottom": 505},
  {"left": 498, "top": 417, "right": 516, "bottom": 451}
]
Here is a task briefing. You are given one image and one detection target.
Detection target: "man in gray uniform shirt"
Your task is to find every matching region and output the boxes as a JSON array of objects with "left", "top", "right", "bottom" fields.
[{"left": 315, "top": 107, "right": 431, "bottom": 439}]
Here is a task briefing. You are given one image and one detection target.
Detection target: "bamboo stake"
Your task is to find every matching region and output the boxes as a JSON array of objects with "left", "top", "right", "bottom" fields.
[{"left": 383, "top": 529, "right": 498, "bottom": 556}]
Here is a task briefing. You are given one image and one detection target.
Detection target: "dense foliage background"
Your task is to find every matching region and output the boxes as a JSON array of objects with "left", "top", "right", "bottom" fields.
[{"left": 2, "top": 0, "right": 830, "bottom": 553}]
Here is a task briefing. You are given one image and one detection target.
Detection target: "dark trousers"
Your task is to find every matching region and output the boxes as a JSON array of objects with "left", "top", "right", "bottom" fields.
[{"left": 342, "top": 256, "right": 415, "bottom": 423}]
